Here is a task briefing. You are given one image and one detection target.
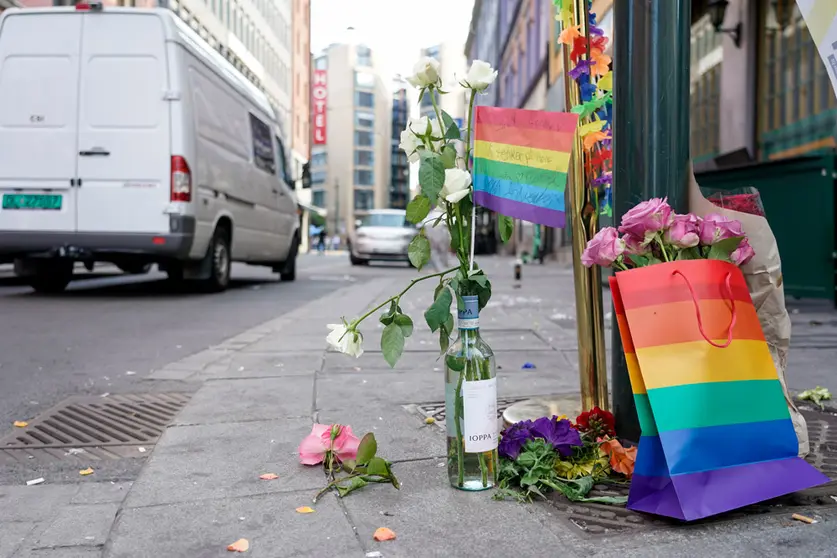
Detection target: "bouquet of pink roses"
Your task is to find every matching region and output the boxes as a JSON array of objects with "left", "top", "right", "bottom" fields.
[{"left": 581, "top": 197, "right": 755, "bottom": 271}]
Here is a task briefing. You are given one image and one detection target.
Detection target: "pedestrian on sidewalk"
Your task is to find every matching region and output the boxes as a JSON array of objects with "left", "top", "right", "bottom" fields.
[{"left": 317, "top": 229, "right": 327, "bottom": 254}]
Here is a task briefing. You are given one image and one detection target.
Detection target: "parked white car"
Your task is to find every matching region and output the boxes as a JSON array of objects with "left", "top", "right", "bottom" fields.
[
  {"left": 0, "top": 4, "right": 300, "bottom": 293},
  {"left": 348, "top": 209, "right": 416, "bottom": 266}
]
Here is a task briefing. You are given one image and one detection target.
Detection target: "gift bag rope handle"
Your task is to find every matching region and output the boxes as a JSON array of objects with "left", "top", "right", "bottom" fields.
[{"left": 671, "top": 270, "right": 737, "bottom": 349}]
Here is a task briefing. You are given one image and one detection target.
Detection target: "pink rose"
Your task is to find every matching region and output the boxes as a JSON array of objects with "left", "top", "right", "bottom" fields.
[
  {"left": 618, "top": 197, "right": 674, "bottom": 242},
  {"left": 622, "top": 234, "right": 648, "bottom": 255},
  {"left": 730, "top": 238, "right": 755, "bottom": 266},
  {"left": 581, "top": 227, "right": 625, "bottom": 268},
  {"left": 699, "top": 213, "right": 744, "bottom": 245},
  {"left": 298, "top": 423, "right": 361, "bottom": 465},
  {"left": 664, "top": 214, "right": 701, "bottom": 248}
]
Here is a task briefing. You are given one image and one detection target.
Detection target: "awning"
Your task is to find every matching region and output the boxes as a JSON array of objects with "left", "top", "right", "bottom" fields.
[{"left": 298, "top": 200, "right": 327, "bottom": 217}]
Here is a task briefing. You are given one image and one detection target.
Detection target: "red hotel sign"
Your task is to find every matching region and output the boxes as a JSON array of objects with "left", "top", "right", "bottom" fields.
[{"left": 312, "top": 69, "right": 327, "bottom": 145}]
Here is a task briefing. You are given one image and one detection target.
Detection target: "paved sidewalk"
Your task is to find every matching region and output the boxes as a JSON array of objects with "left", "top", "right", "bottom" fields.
[{"left": 5, "top": 257, "right": 836, "bottom": 557}]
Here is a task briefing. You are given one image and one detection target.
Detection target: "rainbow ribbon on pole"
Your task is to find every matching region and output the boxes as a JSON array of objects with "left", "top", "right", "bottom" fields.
[{"left": 472, "top": 106, "right": 579, "bottom": 229}]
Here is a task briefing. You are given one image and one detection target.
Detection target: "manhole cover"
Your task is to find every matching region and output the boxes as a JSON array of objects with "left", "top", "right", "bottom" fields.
[
  {"left": 407, "top": 396, "right": 530, "bottom": 431},
  {"left": 0, "top": 392, "right": 191, "bottom": 464}
]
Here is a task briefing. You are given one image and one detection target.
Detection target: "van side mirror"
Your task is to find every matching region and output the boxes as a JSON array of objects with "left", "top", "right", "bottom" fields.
[{"left": 301, "top": 162, "right": 311, "bottom": 189}]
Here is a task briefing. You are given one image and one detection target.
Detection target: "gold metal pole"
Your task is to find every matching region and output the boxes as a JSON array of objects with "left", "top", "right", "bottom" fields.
[{"left": 560, "top": 0, "right": 609, "bottom": 412}]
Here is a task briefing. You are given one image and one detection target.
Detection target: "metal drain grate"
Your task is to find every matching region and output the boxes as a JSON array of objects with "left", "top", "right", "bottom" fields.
[
  {"left": 407, "top": 396, "right": 530, "bottom": 431},
  {"left": 0, "top": 392, "right": 192, "bottom": 464}
]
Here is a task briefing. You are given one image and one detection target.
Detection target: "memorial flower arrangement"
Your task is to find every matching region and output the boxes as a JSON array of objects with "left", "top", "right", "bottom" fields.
[
  {"left": 581, "top": 197, "right": 755, "bottom": 270},
  {"left": 495, "top": 408, "right": 634, "bottom": 503}
]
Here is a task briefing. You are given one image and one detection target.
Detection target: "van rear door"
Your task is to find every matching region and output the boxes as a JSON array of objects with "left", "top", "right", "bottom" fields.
[
  {"left": 75, "top": 11, "right": 171, "bottom": 234},
  {"left": 0, "top": 12, "right": 81, "bottom": 233}
]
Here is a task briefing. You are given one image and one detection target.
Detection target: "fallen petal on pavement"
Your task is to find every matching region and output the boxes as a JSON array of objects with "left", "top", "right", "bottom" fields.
[
  {"left": 296, "top": 506, "right": 315, "bottom": 514},
  {"left": 13, "top": 421, "right": 28, "bottom": 428},
  {"left": 227, "top": 538, "right": 250, "bottom": 552},
  {"left": 373, "top": 527, "right": 396, "bottom": 541},
  {"left": 79, "top": 468, "right": 94, "bottom": 476},
  {"left": 259, "top": 473, "right": 279, "bottom": 480}
]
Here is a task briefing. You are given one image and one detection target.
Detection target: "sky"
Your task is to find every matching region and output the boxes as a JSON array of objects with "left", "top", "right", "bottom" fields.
[{"left": 310, "top": 0, "right": 475, "bottom": 81}]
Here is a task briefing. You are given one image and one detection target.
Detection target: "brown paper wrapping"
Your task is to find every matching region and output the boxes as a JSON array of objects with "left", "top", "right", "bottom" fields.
[{"left": 688, "top": 165, "right": 809, "bottom": 457}]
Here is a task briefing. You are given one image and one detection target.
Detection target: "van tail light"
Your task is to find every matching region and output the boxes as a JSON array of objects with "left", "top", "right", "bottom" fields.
[{"left": 170, "top": 156, "right": 192, "bottom": 202}]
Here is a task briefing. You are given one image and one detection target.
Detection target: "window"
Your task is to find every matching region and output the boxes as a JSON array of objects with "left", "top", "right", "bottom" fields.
[
  {"left": 311, "top": 151, "right": 327, "bottom": 167},
  {"left": 355, "top": 71, "right": 375, "bottom": 88},
  {"left": 354, "top": 189, "right": 374, "bottom": 210},
  {"left": 249, "top": 114, "right": 276, "bottom": 174},
  {"left": 358, "top": 213, "right": 408, "bottom": 227},
  {"left": 312, "top": 190, "right": 325, "bottom": 207},
  {"left": 354, "top": 150, "right": 374, "bottom": 166},
  {"left": 356, "top": 45, "right": 372, "bottom": 66},
  {"left": 355, "top": 91, "right": 374, "bottom": 107},
  {"left": 315, "top": 56, "right": 327, "bottom": 70},
  {"left": 354, "top": 169, "right": 374, "bottom": 185},
  {"left": 312, "top": 170, "right": 327, "bottom": 184},
  {"left": 274, "top": 136, "right": 289, "bottom": 182},
  {"left": 689, "top": 16, "right": 722, "bottom": 161},
  {"left": 355, "top": 111, "right": 374, "bottom": 128},
  {"left": 355, "top": 130, "right": 374, "bottom": 146}
]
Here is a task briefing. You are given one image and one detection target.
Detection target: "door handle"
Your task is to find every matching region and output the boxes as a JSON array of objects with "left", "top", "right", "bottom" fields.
[
  {"left": 273, "top": 188, "right": 285, "bottom": 196},
  {"left": 79, "top": 147, "right": 110, "bottom": 156}
]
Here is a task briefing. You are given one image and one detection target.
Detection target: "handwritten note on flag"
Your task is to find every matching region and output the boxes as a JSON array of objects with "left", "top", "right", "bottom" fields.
[
  {"left": 797, "top": 0, "right": 837, "bottom": 98},
  {"left": 472, "top": 106, "right": 579, "bottom": 229}
]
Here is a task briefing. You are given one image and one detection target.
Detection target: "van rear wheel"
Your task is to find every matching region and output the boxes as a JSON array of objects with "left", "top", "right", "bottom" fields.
[
  {"left": 278, "top": 233, "right": 299, "bottom": 282},
  {"left": 28, "top": 261, "right": 73, "bottom": 294},
  {"left": 202, "top": 226, "right": 231, "bottom": 292}
]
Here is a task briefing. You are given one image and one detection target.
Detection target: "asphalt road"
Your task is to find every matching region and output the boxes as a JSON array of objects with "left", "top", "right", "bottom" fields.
[{"left": 0, "top": 254, "right": 351, "bottom": 431}]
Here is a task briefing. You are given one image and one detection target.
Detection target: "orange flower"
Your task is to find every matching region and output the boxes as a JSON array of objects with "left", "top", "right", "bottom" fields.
[
  {"left": 601, "top": 439, "right": 637, "bottom": 478},
  {"left": 583, "top": 131, "right": 609, "bottom": 150},
  {"left": 590, "top": 50, "right": 612, "bottom": 76},
  {"left": 559, "top": 25, "right": 582, "bottom": 45}
]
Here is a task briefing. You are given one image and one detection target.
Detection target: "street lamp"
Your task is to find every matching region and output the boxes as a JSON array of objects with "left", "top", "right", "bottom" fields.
[
  {"left": 707, "top": 0, "right": 742, "bottom": 48},
  {"left": 770, "top": 0, "right": 794, "bottom": 31}
]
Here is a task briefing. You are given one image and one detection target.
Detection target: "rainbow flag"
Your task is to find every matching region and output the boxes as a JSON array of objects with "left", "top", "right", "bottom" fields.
[
  {"left": 472, "top": 106, "right": 578, "bottom": 228},
  {"left": 610, "top": 260, "right": 829, "bottom": 520}
]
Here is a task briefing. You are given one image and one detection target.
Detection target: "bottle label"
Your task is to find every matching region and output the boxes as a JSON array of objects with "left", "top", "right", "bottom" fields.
[
  {"left": 458, "top": 295, "right": 479, "bottom": 331},
  {"left": 462, "top": 377, "right": 498, "bottom": 453}
]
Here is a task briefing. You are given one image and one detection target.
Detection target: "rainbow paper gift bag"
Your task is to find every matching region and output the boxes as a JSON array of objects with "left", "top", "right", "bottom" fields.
[{"left": 610, "top": 259, "right": 829, "bottom": 521}]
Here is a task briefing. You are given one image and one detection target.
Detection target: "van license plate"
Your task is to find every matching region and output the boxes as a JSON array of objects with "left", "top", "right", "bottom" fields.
[{"left": 2, "top": 194, "right": 62, "bottom": 210}]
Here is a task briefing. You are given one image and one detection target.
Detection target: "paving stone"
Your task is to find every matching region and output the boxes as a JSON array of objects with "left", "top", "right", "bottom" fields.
[
  {"left": 34, "top": 503, "right": 118, "bottom": 549},
  {"left": 0, "top": 521, "right": 37, "bottom": 558},
  {"left": 0, "top": 485, "right": 78, "bottom": 523},
  {"left": 70, "top": 482, "right": 132, "bottom": 505}
]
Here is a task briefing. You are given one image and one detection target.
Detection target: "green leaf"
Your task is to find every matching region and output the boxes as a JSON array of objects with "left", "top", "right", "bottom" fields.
[
  {"left": 470, "top": 272, "right": 488, "bottom": 288},
  {"left": 366, "top": 456, "right": 389, "bottom": 477},
  {"left": 341, "top": 459, "right": 357, "bottom": 473},
  {"left": 419, "top": 151, "right": 445, "bottom": 201},
  {"left": 381, "top": 323, "right": 405, "bottom": 368},
  {"left": 424, "top": 288, "right": 453, "bottom": 332},
  {"left": 379, "top": 300, "right": 398, "bottom": 326},
  {"left": 442, "top": 313, "right": 454, "bottom": 333},
  {"left": 335, "top": 476, "right": 368, "bottom": 498},
  {"left": 439, "top": 312, "right": 454, "bottom": 354},
  {"left": 408, "top": 234, "right": 431, "bottom": 271},
  {"left": 499, "top": 214, "right": 514, "bottom": 243},
  {"left": 477, "top": 276, "right": 492, "bottom": 310},
  {"left": 406, "top": 195, "right": 431, "bottom": 224},
  {"left": 441, "top": 110, "right": 461, "bottom": 140},
  {"left": 355, "top": 432, "right": 377, "bottom": 464},
  {"left": 445, "top": 355, "right": 465, "bottom": 372},
  {"left": 675, "top": 246, "right": 702, "bottom": 261},
  {"left": 385, "top": 461, "right": 401, "bottom": 489},
  {"left": 440, "top": 143, "right": 457, "bottom": 169},
  {"left": 707, "top": 236, "right": 744, "bottom": 262},
  {"left": 449, "top": 220, "right": 461, "bottom": 252},
  {"left": 393, "top": 314, "right": 414, "bottom": 338}
]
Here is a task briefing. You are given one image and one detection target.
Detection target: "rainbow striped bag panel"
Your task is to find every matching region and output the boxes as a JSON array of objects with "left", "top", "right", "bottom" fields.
[{"left": 610, "top": 259, "right": 829, "bottom": 521}]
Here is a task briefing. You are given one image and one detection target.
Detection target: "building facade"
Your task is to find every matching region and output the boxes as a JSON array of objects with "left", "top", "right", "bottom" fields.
[
  {"left": 390, "top": 82, "right": 410, "bottom": 209},
  {"left": 290, "top": 0, "right": 313, "bottom": 251},
  {"left": 309, "top": 42, "right": 391, "bottom": 237}
]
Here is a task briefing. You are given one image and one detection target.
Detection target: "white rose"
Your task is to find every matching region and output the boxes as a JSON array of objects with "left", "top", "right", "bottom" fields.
[
  {"left": 326, "top": 324, "right": 364, "bottom": 358},
  {"left": 440, "top": 168, "right": 472, "bottom": 204},
  {"left": 429, "top": 118, "right": 444, "bottom": 139},
  {"left": 463, "top": 60, "right": 498, "bottom": 92},
  {"left": 408, "top": 116, "right": 431, "bottom": 137},
  {"left": 406, "top": 56, "right": 441, "bottom": 88},
  {"left": 398, "top": 129, "right": 421, "bottom": 163}
]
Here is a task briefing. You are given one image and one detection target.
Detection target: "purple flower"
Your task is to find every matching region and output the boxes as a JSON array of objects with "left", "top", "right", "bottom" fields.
[
  {"left": 498, "top": 420, "right": 533, "bottom": 460},
  {"left": 569, "top": 60, "right": 592, "bottom": 80},
  {"left": 530, "top": 416, "right": 583, "bottom": 457},
  {"left": 592, "top": 173, "right": 612, "bottom": 187}
]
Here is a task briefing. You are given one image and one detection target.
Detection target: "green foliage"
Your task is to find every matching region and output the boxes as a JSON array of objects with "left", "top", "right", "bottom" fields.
[
  {"left": 313, "top": 432, "right": 400, "bottom": 502},
  {"left": 406, "top": 195, "right": 431, "bottom": 224},
  {"left": 441, "top": 110, "right": 461, "bottom": 140},
  {"left": 707, "top": 236, "right": 744, "bottom": 262},
  {"left": 418, "top": 151, "right": 445, "bottom": 201},
  {"left": 408, "top": 234, "right": 431, "bottom": 270},
  {"left": 424, "top": 287, "right": 453, "bottom": 333},
  {"left": 381, "top": 323, "right": 405, "bottom": 368},
  {"left": 440, "top": 144, "right": 457, "bottom": 169},
  {"left": 499, "top": 214, "right": 514, "bottom": 243}
]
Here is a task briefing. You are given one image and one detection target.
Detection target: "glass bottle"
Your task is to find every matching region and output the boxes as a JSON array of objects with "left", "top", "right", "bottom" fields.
[{"left": 444, "top": 295, "right": 498, "bottom": 490}]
